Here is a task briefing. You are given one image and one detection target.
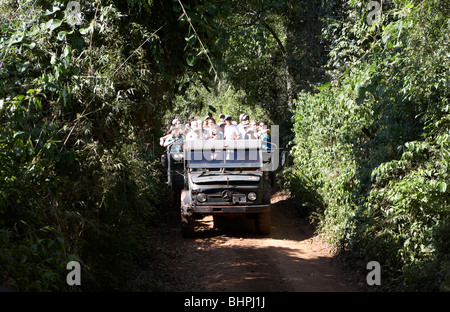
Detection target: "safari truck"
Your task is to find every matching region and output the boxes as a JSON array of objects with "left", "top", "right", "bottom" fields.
[{"left": 178, "top": 139, "right": 277, "bottom": 237}]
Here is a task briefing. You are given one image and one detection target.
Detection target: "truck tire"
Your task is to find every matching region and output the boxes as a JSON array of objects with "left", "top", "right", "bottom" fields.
[
  {"left": 181, "top": 210, "right": 194, "bottom": 238},
  {"left": 255, "top": 212, "right": 270, "bottom": 235}
]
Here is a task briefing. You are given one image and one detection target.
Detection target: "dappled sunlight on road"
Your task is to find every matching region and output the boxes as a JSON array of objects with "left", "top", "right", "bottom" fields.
[{"left": 150, "top": 192, "right": 367, "bottom": 292}]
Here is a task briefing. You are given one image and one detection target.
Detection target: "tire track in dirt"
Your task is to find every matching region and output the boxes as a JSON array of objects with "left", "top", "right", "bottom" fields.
[{"left": 146, "top": 191, "right": 367, "bottom": 292}]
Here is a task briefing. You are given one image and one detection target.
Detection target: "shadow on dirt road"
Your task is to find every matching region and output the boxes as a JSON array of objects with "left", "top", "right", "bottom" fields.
[{"left": 139, "top": 191, "right": 368, "bottom": 292}]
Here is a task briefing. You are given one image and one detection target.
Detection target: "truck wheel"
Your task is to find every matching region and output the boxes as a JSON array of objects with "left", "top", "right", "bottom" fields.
[
  {"left": 255, "top": 212, "right": 270, "bottom": 235},
  {"left": 181, "top": 210, "right": 194, "bottom": 238}
]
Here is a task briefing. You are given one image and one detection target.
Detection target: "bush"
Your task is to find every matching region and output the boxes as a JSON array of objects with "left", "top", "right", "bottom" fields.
[
  {"left": 289, "top": 0, "right": 450, "bottom": 290},
  {"left": 0, "top": 0, "right": 169, "bottom": 291}
]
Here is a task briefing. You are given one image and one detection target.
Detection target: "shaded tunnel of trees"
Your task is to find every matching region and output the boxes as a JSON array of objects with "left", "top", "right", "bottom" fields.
[{"left": 0, "top": 0, "right": 448, "bottom": 291}]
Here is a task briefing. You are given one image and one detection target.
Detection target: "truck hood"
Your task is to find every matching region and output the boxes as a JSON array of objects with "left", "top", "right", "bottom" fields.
[{"left": 190, "top": 172, "right": 261, "bottom": 184}]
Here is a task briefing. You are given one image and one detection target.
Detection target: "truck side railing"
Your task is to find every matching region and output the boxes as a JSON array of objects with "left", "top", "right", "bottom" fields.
[
  {"left": 184, "top": 139, "right": 264, "bottom": 169},
  {"left": 164, "top": 138, "right": 279, "bottom": 172}
]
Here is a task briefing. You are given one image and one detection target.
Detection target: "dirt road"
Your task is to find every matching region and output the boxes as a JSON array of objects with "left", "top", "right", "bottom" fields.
[{"left": 144, "top": 191, "right": 367, "bottom": 292}]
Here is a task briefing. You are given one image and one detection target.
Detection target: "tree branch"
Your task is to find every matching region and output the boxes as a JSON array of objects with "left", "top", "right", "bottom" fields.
[{"left": 258, "top": 16, "right": 286, "bottom": 56}]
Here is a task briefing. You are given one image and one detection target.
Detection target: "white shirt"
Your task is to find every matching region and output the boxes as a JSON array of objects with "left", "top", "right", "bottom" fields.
[
  {"left": 237, "top": 123, "right": 249, "bottom": 140},
  {"left": 224, "top": 124, "right": 240, "bottom": 140}
]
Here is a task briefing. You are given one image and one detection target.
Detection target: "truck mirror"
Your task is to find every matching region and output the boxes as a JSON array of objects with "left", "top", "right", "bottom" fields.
[{"left": 281, "top": 150, "right": 286, "bottom": 167}]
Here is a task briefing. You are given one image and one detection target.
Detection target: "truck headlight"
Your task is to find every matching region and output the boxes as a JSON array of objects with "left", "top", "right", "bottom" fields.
[
  {"left": 197, "top": 193, "right": 207, "bottom": 203},
  {"left": 247, "top": 192, "right": 257, "bottom": 201}
]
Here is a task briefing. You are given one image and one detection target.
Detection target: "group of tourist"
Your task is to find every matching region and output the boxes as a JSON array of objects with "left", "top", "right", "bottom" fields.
[{"left": 159, "top": 114, "right": 271, "bottom": 148}]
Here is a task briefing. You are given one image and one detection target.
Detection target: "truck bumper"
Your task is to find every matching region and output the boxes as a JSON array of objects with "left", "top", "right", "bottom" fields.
[{"left": 181, "top": 204, "right": 270, "bottom": 214}]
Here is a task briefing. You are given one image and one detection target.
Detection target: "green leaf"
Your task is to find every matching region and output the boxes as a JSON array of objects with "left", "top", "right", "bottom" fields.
[
  {"left": 25, "top": 42, "right": 36, "bottom": 50},
  {"left": 49, "top": 19, "right": 62, "bottom": 32},
  {"left": 207, "top": 4, "right": 217, "bottom": 15},
  {"left": 377, "top": 85, "right": 386, "bottom": 97},
  {"left": 50, "top": 54, "right": 57, "bottom": 65},
  {"left": 440, "top": 182, "right": 447, "bottom": 193},
  {"left": 43, "top": 19, "right": 62, "bottom": 32},
  {"left": 34, "top": 97, "right": 42, "bottom": 110},
  {"left": 79, "top": 26, "right": 92, "bottom": 35},
  {"left": 16, "top": 61, "right": 30, "bottom": 73},
  {"left": 63, "top": 45, "right": 71, "bottom": 58},
  {"left": 57, "top": 31, "right": 68, "bottom": 40},
  {"left": 43, "top": 6, "right": 60, "bottom": 16},
  {"left": 358, "top": 86, "right": 366, "bottom": 98},
  {"left": 196, "top": 49, "right": 207, "bottom": 57},
  {"left": 356, "top": 95, "right": 365, "bottom": 106},
  {"left": 14, "top": 95, "right": 25, "bottom": 102},
  {"left": 13, "top": 131, "right": 25, "bottom": 138},
  {"left": 185, "top": 34, "right": 197, "bottom": 45},
  {"left": 8, "top": 32, "right": 24, "bottom": 46},
  {"left": 186, "top": 53, "right": 197, "bottom": 66},
  {"left": 317, "top": 82, "right": 330, "bottom": 91},
  {"left": 366, "top": 84, "right": 377, "bottom": 96}
]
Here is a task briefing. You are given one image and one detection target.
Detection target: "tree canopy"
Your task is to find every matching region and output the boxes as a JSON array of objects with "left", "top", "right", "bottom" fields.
[{"left": 1, "top": 0, "right": 448, "bottom": 291}]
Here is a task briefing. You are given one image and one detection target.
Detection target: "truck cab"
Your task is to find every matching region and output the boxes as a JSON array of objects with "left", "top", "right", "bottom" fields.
[{"left": 178, "top": 139, "right": 273, "bottom": 237}]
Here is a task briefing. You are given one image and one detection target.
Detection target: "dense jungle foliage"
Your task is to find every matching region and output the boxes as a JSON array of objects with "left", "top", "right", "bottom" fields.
[
  {"left": 289, "top": 0, "right": 450, "bottom": 291},
  {"left": 0, "top": 0, "right": 298, "bottom": 291},
  {"left": 0, "top": 0, "right": 448, "bottom": 291}
]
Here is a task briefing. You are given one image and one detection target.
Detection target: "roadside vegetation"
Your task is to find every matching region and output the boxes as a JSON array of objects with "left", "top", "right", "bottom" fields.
[
  {"left": 1, "top": 0, "right": 448, "bottom": 291},
  {"left": 288, "top": 0, "right": 450, "bottom": 291}
]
